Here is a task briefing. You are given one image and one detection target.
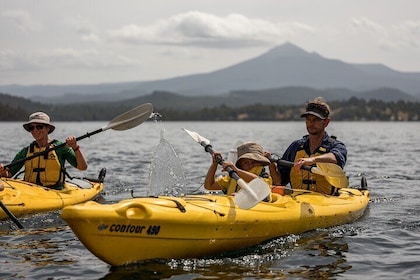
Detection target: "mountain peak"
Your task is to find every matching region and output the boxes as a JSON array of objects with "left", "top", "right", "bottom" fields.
[
  {"left": 1, "top": 42, "right": 419, "bottom": 101},
  {"left": 263, "top": 42, "right": 311, "bottom": 57}
]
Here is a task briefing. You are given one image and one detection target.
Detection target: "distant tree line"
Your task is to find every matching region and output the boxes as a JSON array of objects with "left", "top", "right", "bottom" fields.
[
  {"left": 157, "top": 98, "right": 420, "bottom": 121},
  {"left": 1, "top": 93, "right": 419, "bottom": 122}
]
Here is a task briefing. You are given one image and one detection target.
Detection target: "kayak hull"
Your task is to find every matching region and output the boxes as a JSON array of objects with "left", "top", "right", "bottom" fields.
[
  {"left": 0, "top": 177, "right": 104, "bottom": 219},
  {"left": 61, "top": 188, "right": 369, "bottom": 266}
]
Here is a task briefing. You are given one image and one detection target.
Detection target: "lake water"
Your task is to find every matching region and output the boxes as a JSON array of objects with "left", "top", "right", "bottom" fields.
[{"left": 1, "top": 121, "right": 419, "bottom": 279}]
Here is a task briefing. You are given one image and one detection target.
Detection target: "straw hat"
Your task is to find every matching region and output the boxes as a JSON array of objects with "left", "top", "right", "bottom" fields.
[
  {"left": 23, "top": 112, "right": 55, "bottom": 134},
  {"left": 236, "top": 142, "right": 270, "bottom": 166}
]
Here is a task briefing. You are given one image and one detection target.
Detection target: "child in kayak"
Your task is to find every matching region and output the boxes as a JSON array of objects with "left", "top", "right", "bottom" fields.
[{"left": 204, "top": 142, "right": 272, "bottom": 195}]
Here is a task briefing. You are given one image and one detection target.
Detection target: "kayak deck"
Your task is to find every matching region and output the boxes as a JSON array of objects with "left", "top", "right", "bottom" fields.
[
  {"left": 61, "top": 188, "right": 369, "bottom": 266},
  {"left": 0, "top": 177, "right": 104, "bottom": 219}
]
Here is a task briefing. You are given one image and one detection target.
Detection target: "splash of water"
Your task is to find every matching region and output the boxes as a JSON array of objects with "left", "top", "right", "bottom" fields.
[
  {"left": 148, "top": 120, "right": 186, "bottom": 197},
  {"left": 226, "top": 140, "right": 243, "bottom": 163}
]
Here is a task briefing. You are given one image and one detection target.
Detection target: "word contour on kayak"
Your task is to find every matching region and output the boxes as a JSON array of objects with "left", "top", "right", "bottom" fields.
[{"left": 99, "top": 223, "right": 161, "bottom": 235}]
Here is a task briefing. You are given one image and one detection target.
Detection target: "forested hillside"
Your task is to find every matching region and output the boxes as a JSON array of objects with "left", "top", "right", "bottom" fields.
[{"left": 1, "top": 93, "right": 419, "bottom": 122}]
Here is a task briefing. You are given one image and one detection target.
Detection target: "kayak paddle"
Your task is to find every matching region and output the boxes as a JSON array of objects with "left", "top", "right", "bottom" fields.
[
  {"left": 275, "top": 158, "right": 349, "bottom": 188},
  {"left": 5, "top": 103, "right": 154, "bottom": 169},
  {"left": 0, "top": 103, "right": 153, "bottom": 228},
  {"left": 183, "top": 128, "right": 271, "bottom": 209},
  {"left": 0, "top": 199, "right": 24, "bottom": 229}
]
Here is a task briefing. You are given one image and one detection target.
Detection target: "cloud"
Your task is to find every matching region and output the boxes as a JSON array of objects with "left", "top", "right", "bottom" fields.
[
  {"left": 0, "top": 49, "right": 38, "bottom": 71},
  {"left": 1, "top": 9, "right": 41, "bottom": 32},
  {"left": 62, "top": 16, "right": 101, "bottom": 43},
  {"left": 0, "top": 48, "right": 136, "bottom": 72},
  {"left": 109, "top": 11, "right": 316, "bottom": 48},
  {"left": 350, "top": 17, "right": 386, "bottom": 34},
  {"left": 394, "top": 20, "right": 420, "bottom": 48},
  {"left": 350, "top": 17, "right": 420, "bottom": 51}
]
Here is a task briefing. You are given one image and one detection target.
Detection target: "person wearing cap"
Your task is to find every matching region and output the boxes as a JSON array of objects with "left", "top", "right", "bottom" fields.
[
  {"left": 0, "top": 112, "right": 88, "bottom": 189},
  {"left": 269, "top": 97, "right": 347, "bottom": 195},
  {"left": 204, "top": 142, "right": 272, "bottom": 196}
]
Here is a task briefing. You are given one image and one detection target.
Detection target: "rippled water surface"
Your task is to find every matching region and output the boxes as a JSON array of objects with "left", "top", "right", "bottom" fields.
[{"left": 1, "top": 121, "right": 419, "bottom": 279}]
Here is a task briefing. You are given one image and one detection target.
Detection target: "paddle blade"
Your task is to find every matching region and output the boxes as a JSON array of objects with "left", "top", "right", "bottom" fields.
[
  {"left": 234, "top": 178, "right": 271, "bottom": 209},
  {"left": 183, "top": 128, "right": 210, "bottom": 146},
  {"left": 108, "top": 103, "right": 154, "bottom": 131},
  {"left": 312, "top": 164, "right": 349, "bottom": 188},
  {"left": 315, "top": 162, "right": 346, "bottom": 177},
  {"left": 325, "top": 175, "right": 348, "bottom": 189}
]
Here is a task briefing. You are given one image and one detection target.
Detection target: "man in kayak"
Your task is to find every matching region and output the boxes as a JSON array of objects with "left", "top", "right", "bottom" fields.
[
  {"left": 204, "top": 142, "right": 272, "bottom": 195},
  {"left": 269, "top": 97, "right": 347, "bottom": 195},
  {"left": 0, "top": 112, "right": 88, "bottom": 189}
]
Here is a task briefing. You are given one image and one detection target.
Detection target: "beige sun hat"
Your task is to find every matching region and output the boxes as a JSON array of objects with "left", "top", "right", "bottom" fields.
[
  {"left": 23, "top": 112, "right": 55, "bottom": 134},
  {"left": 236, "top": 142, "right": 270, "bottom": 166}
]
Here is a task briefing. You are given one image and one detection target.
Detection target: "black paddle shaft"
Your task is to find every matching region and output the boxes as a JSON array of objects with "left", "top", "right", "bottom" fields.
[
  {"left": 0, "top": 201, "right": 23, "bottom": 229},
  {"left": 203, "top": 143, "right": 241, "bottom": 181},
  {"left": 276, "top": 159, "right": 313, "bottom": 172},
  {"left": 5, "top": 128, "right": 104, "bottom": 169},
  {"left": 0, "top": 128, "right": 104, "bottom": 230}
]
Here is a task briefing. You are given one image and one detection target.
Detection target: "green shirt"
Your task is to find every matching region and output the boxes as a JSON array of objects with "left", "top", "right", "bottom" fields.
[{"left": 9, "top": 140, "right": 78, "bottom": 176}]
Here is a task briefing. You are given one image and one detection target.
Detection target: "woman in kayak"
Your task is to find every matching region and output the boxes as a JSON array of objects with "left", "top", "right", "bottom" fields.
[
  {"left": 204, "top": 141, "right": 272, "bottom": 195},
  {"left": 0, "top": 112, "right": 88, "bottom": 189},
  {"left": 268, "top": 97, "right": 347, "bottom": 195}
]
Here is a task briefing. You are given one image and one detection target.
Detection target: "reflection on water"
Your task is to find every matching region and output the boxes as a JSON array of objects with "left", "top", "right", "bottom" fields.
[
  {"left": 283, "top": 231, "right": 351, "bottom": 279},
  {"left": 100, "top": 230, "right": 355, "bottom": 280}
]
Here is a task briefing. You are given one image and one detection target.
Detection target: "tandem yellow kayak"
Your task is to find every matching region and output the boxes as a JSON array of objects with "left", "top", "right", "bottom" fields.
[
  {"left": 61, "top": 187, "right": 369, "bottom": 266},
  {"left": 0, "top": 171, "right": 105, "bottom": 220}
]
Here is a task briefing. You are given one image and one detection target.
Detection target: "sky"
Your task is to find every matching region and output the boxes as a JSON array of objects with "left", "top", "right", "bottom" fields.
[{"left": 1, "top": 0, "right": 419, "bottom": 86}]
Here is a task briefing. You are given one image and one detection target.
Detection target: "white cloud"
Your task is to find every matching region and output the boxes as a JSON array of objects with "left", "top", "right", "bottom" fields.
[
  {"left": 1, "top": 2, "right": 420, "bottom": 85},
  {"left": 80, "top": 33, "right": 100, "bottom": 43},
  {"left": 109, "top": 11, "right": 316, "bottom": 48},
  {"left": 350, "top": 17, "right": 420, "bottom": 51},
  {"left": 394, "top": 20, "right": 420, "bottom": 48},
  {"left": 43, "top": 48, "right": 139, "bottom": 68},
  {"left": 62, "top": 16, "right": 101, "bottom": 43},
  {"left": 0, "top": 48, "right": 137, "bottom": 72},
  {"left": 350, "top": 17, "right": 386, "bottom": 34},
  {"left": 1, "top": 9, "right": 41, "bottom": 32}
]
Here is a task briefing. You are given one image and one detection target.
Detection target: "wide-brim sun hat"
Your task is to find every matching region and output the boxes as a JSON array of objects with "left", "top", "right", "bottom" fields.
[
  {"left": 236, "top": 142, "right": 270, "bottom": 166},
  {"left": 23, "top": 112, "right": 55, "bottom": 134}
]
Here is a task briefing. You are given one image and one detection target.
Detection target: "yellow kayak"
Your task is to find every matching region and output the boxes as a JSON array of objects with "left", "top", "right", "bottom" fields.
[
  {"left": 1, "top": 175, "right": 104, "bottom": 220},
  {"left": 61, "top": 188, "right": 369, "bottom": 266}
]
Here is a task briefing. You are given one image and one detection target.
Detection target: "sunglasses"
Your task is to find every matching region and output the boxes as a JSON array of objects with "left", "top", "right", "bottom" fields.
[{"left": 28, "top": 124, "right": 46, "bottom": 131}]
